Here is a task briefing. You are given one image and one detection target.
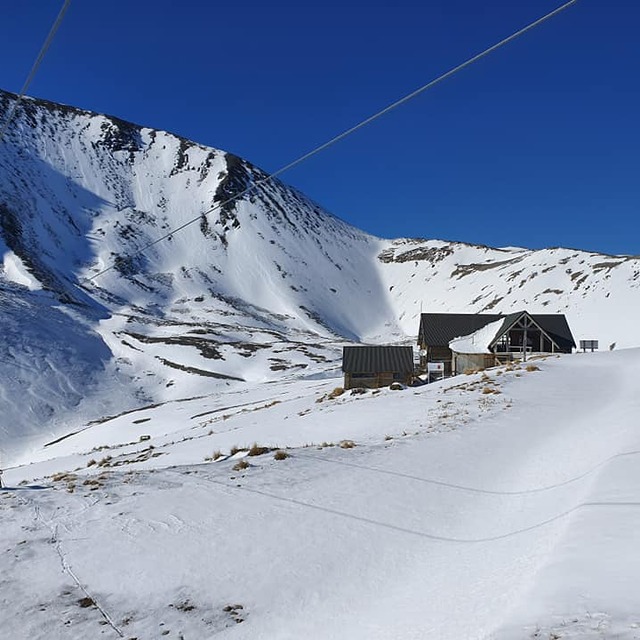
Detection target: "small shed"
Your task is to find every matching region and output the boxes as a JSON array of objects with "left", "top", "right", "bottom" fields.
[{"left": 342, "top": 346, "right": 414, "bottom": 389}]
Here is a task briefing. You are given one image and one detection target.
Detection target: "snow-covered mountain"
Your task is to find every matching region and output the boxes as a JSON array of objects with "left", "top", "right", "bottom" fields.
[{"left": 1, "top": 89, "right": 639, "bottom": 455}]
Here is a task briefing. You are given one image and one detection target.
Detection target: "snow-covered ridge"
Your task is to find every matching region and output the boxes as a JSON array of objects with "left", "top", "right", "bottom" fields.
[
  {"left": 378, "top": 237, "right": 640, "bottom": 344},
  {"left": 1, "top": 88, "right": 639, "bottom": 455}
]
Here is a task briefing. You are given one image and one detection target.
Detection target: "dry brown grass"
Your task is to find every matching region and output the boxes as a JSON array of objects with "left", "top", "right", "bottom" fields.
[
  {"left": 248, "top": 443, "right": 271, "bottom": 457},
  {"left": 82, "top": 478, "right": 103, "bottom": 491},
  {"left": 339, "top": 440, "right": 356, "bottom": 449},
  {"left": 525, "top": 364, "right": 540, "bottom": 372},
  {"left": 328, "top": 387, "right": 345, "bottom": 399},
  {"left": 232, "top": 459, "right": 250, "bottom": 471},
  {"left": 273, "top": 450, "right": 289, "bottom": 461},
  {"left": 229, "top": 445, "right": 248, "bottom": 456},
  {"left": 96, "top": 456, "right": 113, "bottom": 468},
  {"left": 51, "top": 472, "right": 77, "bottom": 483}
]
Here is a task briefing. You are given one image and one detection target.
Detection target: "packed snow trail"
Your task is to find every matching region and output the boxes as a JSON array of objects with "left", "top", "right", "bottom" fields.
[{"left": 2, "top": 350, "right": 639, "bottom": 639}]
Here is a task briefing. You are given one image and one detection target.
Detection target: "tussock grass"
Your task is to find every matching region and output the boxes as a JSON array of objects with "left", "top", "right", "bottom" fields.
[
  {"left": 229, "top": 445, "right": 248, "bottom": 456},
  {"left": 97, "top": 456, "right": 113, "bottom": 467},
  {"left": 248, "top": 443, "right": 271, "bottom": 457},
  {"left": 51, "top": 472, "right": 77, "bottom": 482}
]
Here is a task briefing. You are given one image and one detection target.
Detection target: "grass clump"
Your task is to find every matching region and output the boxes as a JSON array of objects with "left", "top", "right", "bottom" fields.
[
  {"left": 328, "top": 387, "right": 344, "bottom": 399},
  {"left": 83, "top": 478, "right": 103, "bottom": 491},
  {"left": 273, "top": 450, "right": 289, "bottom": 461},
  {"left": 229, "top": 445, "right": 248, "bottom": 456},
  {"left": 525, "top": 364, "right": 540, "bottom": 372},
  {"left": 248, "top": 443, "right": 271, "bottom": 457},
  {"left": 232, "top": 459, "right": 250, "bottom": 472},
  {"left": 339, "top": 440, "right": 356, "bottom": 449},
  {"left": 204, "top": 449, "right": 225, "bottom": 462},
  {"left": 51, "top": 472, "right": 77, "bottom": 483},
  {"left": 97, "top": 456, "right": 113, "bottom": 468}
]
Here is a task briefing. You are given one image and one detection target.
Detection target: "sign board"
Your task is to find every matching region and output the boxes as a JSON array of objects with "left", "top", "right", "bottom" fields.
[
  {"left": 579, "top": 340, "right": 599, "bottom": 352},
  {"left": 427, "top": 362, "right": 445, "bottom": 382}
]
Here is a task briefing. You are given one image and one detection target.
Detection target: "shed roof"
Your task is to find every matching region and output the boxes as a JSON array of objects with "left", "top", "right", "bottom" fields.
[{"left": 342, "top": 346, "right": 414, "bottom": 374}]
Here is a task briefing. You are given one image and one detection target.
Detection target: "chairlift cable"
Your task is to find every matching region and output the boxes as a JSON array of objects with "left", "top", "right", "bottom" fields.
[
  {"left": 84, "top": 0, "right": 580, "bottom": 282},
  {"left": 0, "top": 0, "right": 72, "bottom": 144}
]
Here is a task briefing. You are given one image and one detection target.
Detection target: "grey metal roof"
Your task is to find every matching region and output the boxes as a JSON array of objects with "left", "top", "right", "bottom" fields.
[
  {"left": 419, "top": 312, "right": 575, "bottom": 351},
  {"left": 342, "top": 346, "right": 414, "bottom": 374},
  {"left": 529, "top": 313, "right": 576, "bottom": 350},
  {"left": 418, "top": 314, "right": 503, "bottom": 346}
]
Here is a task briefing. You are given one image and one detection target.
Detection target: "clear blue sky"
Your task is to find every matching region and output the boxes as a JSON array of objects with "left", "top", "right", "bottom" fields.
[{"left": 1, "top": 1, "right": 638, "bottom": 255}]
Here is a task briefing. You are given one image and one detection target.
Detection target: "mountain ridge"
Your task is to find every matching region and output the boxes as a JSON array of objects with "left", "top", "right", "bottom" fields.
[{"left": 1, "top": 88, "right": 639, "bottom": 457}]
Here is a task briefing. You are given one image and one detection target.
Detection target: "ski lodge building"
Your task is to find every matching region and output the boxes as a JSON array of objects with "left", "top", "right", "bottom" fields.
[{"left": 418, "top": 311, "right": 575, "bottom": 376}]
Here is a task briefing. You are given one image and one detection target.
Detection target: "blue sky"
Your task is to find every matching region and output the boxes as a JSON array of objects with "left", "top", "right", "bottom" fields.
[{"left": 0, "top": 1, "right": 638, "bottom": 255}]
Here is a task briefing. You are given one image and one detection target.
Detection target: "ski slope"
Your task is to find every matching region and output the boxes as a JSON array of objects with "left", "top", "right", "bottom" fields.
[{"left": 2, "top": 349, "right": 639, "bottom": 639}]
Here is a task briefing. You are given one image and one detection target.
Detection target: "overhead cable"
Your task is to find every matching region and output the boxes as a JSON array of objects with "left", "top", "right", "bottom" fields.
[
  {"left": 86, "top": 0, "right": 580, "bottom": 282},
  {"left": 0, "top": 0, "right": 73, "bottom": 143}
]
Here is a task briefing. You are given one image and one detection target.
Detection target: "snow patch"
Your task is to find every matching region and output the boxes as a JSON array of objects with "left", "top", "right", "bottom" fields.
[{"left": 2, "top": 249, "right": 41, "bottom": 290}]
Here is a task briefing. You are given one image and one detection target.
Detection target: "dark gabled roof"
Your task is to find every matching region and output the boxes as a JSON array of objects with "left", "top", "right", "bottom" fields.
[
  {"left": 342, "top": 346, "right": 414, "bottom": 374},
  {"left": 418, "top": 313, "right": 502, "bottom": 346},
  {"left": 419, "top": 312, "right": 576, "bottom": 351},
  {"left": 529, "top": 313, "right": 576, "bottom": 350}
]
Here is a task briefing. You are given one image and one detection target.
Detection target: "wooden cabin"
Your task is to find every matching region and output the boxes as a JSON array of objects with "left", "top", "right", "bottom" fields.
[
  {"left": 418, "top": 311, "right": 575, "bottom": 375},
  {"left": 342, "top": 346, "right": 414, "bottom": 389}
]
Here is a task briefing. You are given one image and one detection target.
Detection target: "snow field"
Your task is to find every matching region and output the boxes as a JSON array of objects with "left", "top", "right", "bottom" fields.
[{"left": 2, "top": 350, "right": 640, "bottom": 639}]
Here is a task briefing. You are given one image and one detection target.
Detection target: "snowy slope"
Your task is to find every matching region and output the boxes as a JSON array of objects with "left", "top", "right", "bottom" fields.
[
  {"left": 3, "top": 350, "right": 640, "bottom": 639},
  {"left": 1, "top": 88, "right": 640, "bottom": 458},
  {"left": 379, "top": 238, "right": 640, "bottom": 347}
]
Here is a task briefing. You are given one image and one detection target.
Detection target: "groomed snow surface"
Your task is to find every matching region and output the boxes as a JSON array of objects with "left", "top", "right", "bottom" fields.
[{"left": 3, "top": 349, "right": 640, "bottom": 639}]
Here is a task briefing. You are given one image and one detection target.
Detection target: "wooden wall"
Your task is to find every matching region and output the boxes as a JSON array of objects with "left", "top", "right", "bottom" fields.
[
  {"left": 344, "top": 372, "right": 412, "bottom": 390},
  {"left": 452, "top": 353, "right": 495, "bottom": 375}
]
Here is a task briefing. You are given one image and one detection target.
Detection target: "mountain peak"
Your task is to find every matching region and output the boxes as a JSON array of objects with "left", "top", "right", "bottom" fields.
[{"left": 1, "top": 91, "right": 639, "bottom": 452}]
